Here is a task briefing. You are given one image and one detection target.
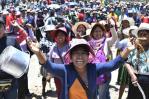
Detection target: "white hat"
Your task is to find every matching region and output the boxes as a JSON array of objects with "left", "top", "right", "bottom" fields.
[
  {"left": 99, "top": 20, "right": 107, "bottom": 25},
  {"left": 86, "top": 28, "right": 92, "bottom": 36},
  {"left": 2, "top": 10, "right": 9, "bottom": 15},
  {"left": 16, "top": 11, "right": 21, "bottom": 16},
  {"left": 44, "top": 25, "right": 56, "bottom": 32},
  {"left": 122, "top": 26, "right": 138, "bottom": 36},
  {"left": 135, "top": 23, "right": 149, "bottom": 37},
  {"left": 118, "top": 17, "right": 135, "bottom": 27},
  {"left": 138, "top": 23, "right": 149, "bottom": 31}
]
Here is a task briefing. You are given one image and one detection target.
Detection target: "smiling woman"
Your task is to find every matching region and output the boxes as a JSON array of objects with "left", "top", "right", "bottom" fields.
[
  {"left": 45, "top": 26, "right": 70, "bottom": 99},
  {"left": 27, "top": 38, "right": 134, "bottom": 99},
  {"left": 70, "top": 45, "right": 90, "bottom": 70}
]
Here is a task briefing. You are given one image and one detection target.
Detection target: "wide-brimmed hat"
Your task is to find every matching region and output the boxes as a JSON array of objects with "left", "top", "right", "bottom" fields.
[
  {"left": 135, "top": 23, "right": 149, "bottom": 37},
  {"left": 122, "top": 26, "right": 138, "bottom": 36},
  {"left": 64, "top": 38, "right": 95, "bottom": 64},
  {"left": 52, "top": 27, "right": 68, "bottom": 39},
  {"left": 16, "top": 11, "right": 21, "bottom": 16},
  {"left": 99, "top": 20, "right": 107, "bottom": 25},
  {"left": 72, "top": 22, "right": 91, "bottom": 35},
  {"left": 86, "top": 28, "right": 92, "bottom": 36},
  {"left": 118, "top": 17, "right": 135, "bottom": 27},
  {"left": 2, "top": 10, "right": 9, "bottom": 15}
]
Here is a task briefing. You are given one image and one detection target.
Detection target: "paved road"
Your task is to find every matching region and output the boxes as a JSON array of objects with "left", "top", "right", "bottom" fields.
[{"left": 27, "top": 47, "right": 128, "bottom": 99}]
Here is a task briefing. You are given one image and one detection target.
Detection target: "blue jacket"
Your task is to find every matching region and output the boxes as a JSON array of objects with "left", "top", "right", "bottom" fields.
[{"left": 43, "top": 55, "right": 125, "bottom": 99}]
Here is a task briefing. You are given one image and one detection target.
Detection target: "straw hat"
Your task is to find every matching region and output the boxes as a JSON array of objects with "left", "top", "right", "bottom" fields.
[
  {"left": 64, "top": 38, "right": 95, "bottom": 63},
  {"left": 72, "top": 22, "right": 91, "bottom": 35}
]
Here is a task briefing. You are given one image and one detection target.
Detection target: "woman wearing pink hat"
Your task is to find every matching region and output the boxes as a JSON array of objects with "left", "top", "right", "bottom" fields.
[{"left": 27, "top": 38, "right": 135, "bottom": 99}]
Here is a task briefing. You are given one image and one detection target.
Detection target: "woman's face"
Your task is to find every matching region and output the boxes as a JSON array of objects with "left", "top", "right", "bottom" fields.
[
  {"left": 138, "top": 30, "right": 149, "bottom": 47},
  {"left": 55, "top": 31, "right": 66, "bottom": 45},
  {"left": 76, "top": 24, "right": 86, "bottom": 36},
  {"left": 122, "top": 20, "right": 130, "bottom": 29},
  {"left": 0, "top": 24, "right": 5, "bottom": 38},
  {"left": 71, "top": 47, "right": 89, "bottom": 69},
  {"left": 92, "top": 27, "right": 103, "bottom": 40}
]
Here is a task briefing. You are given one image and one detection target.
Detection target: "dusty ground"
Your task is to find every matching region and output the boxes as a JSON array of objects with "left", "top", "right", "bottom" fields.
[{"left": 27, "top": 47, "right": 128, "bottom": 99}]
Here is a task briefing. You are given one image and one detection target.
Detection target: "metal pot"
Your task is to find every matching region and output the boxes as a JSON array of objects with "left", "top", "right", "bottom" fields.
[{"left": 0, "top": 46, "right": 30, "bottom": 78}]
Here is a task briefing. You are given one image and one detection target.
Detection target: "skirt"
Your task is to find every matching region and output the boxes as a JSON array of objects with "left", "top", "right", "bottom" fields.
[
  {"left": 116, "top": 49, "right": 129, "bottom": 85},
  {"left": 127, "top": 74, "right": 149, "bottom": 99},
  {"left": 117, "top": 64, "right": 130, "bottom": 85}
]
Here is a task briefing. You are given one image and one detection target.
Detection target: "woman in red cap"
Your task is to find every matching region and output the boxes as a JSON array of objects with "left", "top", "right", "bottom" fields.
[{"left": 47, "top": 25, "right": 70, "bottom": 98}]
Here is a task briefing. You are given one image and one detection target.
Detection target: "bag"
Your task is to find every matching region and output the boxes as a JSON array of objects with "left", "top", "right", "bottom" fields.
[
  {"left": 77, "top": 75, "right": 89, "bottom": 98},
  {"left": 0, "top": 79, "right": 12, "bottom": 92}
]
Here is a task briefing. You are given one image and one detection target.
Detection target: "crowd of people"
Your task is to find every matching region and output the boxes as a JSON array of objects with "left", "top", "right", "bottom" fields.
[{"left": 0, "top": 0, "right": 149, "bottom": 99}]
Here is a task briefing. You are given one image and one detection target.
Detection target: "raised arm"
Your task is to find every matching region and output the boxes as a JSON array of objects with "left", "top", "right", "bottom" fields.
[
  {"left": 106, "top": 18, "right": 118, "bottom": 47},
  {"left": 26, "top": 38, "right": 66, "bottom": 77},
  {"left": 96, "top": 55, "right": 125, "bottom": 75},
  {"left": 96, "top": 47, "right": 132, "bottom": 75},
  {"left": 11, "top": 21, "right": 28, "bottom": 44}
]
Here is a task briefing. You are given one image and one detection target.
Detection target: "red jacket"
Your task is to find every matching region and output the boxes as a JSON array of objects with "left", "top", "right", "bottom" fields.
[
  {"left": 142, "top": 16, "right": 149, "bottom": 23},
  {"left": 16, "top": 29, "right": 28, "bottom": 44},
  {"left": 6, "top": 14, "right": 16, "bottom": 32}
]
